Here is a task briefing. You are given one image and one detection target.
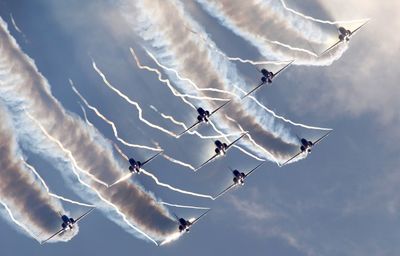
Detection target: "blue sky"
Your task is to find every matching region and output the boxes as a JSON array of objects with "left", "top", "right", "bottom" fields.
[{"left": 0, "top": 0, "right": 399, "bottom": 255}]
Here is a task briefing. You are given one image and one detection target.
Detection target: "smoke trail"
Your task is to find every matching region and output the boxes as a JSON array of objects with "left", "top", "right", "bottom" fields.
[
  {"left": 131, "top": 49, "right": 231, "bottom": 102},
  {"left": 0, "top": 17, "right": 177, "bottom": 242},
  {"left": 144, "top": 49, "right": 237, "bottom": 97},
  {"left": 92, "top": 62, "right": 190, "bottom": 136},
  {"left": 195, "top": 0, "right": 348, "bottom": 65},
  {"left": 9, "top": 13, "right": 22, "bottom": 34},
  {"left": 0, "top": 105, "right": 75, "bottom": 243},
  {"left": 160, "top": 201, "right": 210, "bottom": 210},
  {"left": 279, "top": 0, "right": 369, "bottom": 25},
  {"left": 185, "top": 25, "right": 291, "bottom": 65},
  {"left": 23, "top": 160, "right": 95, "bottom": 208},
  {"left": 71, "top": 80, "right": 162, "bottom": 151},
  {"left": 141, "top": 169, "right": 215, "bottom": 200}
]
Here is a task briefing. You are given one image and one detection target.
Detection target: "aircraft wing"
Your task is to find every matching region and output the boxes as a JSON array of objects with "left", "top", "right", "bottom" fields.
[
  {"left": 214, "top": 183, "right": 237, "bottom": 200},
  {"left": 244, "top": 161, "right": 265, "bottom": 178},
  {"left": 41, "top": 228, "right": 65, "bottom": 245},
  {"left": 177, "top": 120, "right": 201, "bottom": 137},
  {"left": 74, "top": 207, "right": 95, "bottom": 224},
  {"left": 191, "top": 209, "right": 211, "bottom": 225},
  {"left": 351, "top": 20, "right": 369, "bottom": 35},
  {"left": 195, "top": 153, "right": 219, "bottom": 172},
  {"left": 241, "top": 81, "right": 265, "bottom": 100},
  {"left": 273, "top": 60, "right": 294, "bottom": 78},
  {"left": 281, "top": 151, "right": 303, "bottom": 166},
  {"left": 141, "top": 151, "right": 163, "bottom": 166},
  {"left": 210, "top": 99, "right": 232, "bottom": 116},
  {"left": 226, "top": 132, "right": 247, "bottom": 149},
  {"left": 312, "top": 130, "right": 332, "bottom": 146},
  {"left": 319, "top": 40, "right": 342, "bottom": 57}
]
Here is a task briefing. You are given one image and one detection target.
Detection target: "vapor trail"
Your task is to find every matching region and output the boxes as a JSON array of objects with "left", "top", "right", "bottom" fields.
[
  {"left": 279, "top": 0, "right": 370, "bottom": 25},
  {"left": 9, "top": 13, "right": 22, "bottom": 34},
  {"left": 0, "top": 17, "right": 178, "bottom": 242},
  {"left": 25, "top": 110, "right": 110, "bottom": 188},
  {"left": 160, "top": 201, "right": 210, "bottom": 210},
  {"left": 23, "top": 160, "right": 96, "bottom": 208},
  {"left": 141, "top": 169, "right": 215, "bottom": 200},
  {"left": 130, "top": 47, "right": 228, "bottom": 102},
  {"left": 92, "top": 62, "right": 188, "bottom": 136},
  {"left": 0, "top": 105, "right": 73, "bottom": 243},
  {"left": 71, "top": 80, "right": 162, "bottom": 151},
  {"left": 185, "top": 26, "right": 290, "bottom": 65},
  {"left": 144, "top": 49, "right": 238, "bottom": 97}
]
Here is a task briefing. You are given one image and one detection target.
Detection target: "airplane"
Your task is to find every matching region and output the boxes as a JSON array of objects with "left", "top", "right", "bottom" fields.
[
  {"left": 41, "top": 208, "right": 95, "bottom": 244},
  {"left": 174, "top": 209, "right": 210, "bottom": 233},
  {"left": 320, "top": 20, "right": 369, "bottom": 56},
  {"left": 242, "top": 60, "right": 294, "bottom": 99},
  {"left": 108, "top": 151, "right": 163, "bottom": 187},
  {"left": 215, "top": 162, "right": 265, "bottom": 199},
  {"left": 195, "top": 132, "right": 248, "bottom": 171},
  {"left": 178, "top": 100, "right": 233, "bottom": 137},
  {"left": 128, "top": 151, "right": 163, "bottom": 174},
  {"left": 282, "top": 130, "right": 332, "bottom": 166}
]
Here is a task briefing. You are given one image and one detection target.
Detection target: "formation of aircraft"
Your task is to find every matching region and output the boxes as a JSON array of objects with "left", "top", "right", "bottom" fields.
[
  {"left": 320, "top": 21, "right": 369, "bottom": 56},
  {"left": 38, "top": 12, "right": 366, "bottom": 246},
  {"left": 195, "top": 132, "right": 247, "bottom": 171},
  {"left": 41, "top": 208, "right": 95, "bottom": 244},
  {"left": 174, "top": 209, "right": 210, "bottom": 233}
]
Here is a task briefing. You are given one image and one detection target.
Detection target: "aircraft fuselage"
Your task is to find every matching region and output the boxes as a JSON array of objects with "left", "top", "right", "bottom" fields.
[
  {"left": 214, "top": 140, "right": 228, "bottom": 155},
  {"left": 197, "top": 107, "right": 210, "bottom": 123},
  {"left": 300, "top": 138, "right": 313, "bottom": 153},
  {"left": 129, "top": 158, "right": 141, "bottom": 173},
  {"left": 233, "top": 170, "right": 246, "bottom": 185},
  {"left": 61, "top": 215, "right": 74, "bottom": 230},
  {"left": 338, "top": 27, "right": 352, "bottom": 41},
  {"left": 260, "top": 69, "right": 274, "bottom": 83}
]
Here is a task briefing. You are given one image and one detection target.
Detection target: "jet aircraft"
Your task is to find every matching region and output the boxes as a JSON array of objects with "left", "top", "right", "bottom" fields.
[
  {"left": 215, "top": 162, "right": 265, "bottom": 199},
  {"left": 41, "top": 208, "right": 95, "bottom": 244}
]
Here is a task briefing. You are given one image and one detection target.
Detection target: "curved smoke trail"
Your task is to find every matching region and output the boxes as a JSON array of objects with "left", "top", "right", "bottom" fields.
[{"left": 0, "top": 105, "right": 76, "bottom": 243}]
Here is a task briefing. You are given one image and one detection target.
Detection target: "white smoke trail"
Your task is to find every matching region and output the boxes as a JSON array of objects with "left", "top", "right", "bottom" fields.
[
  {"left": 0, "top": 201, "right": 39, "bottom": 242},
  {"left": 279, "top": 0, "right": 369, "bottom": 25},
  {"left": 185, "top": 25, "right": 290, "bottom": 65},
  {"left": 0, "top": 105, "right": 75, "bottom": 243},
  {"left": 23, "top": 160, "right": 96, "bottom": 208},
  {"left": 160, "top": 201, "right": 210, "bottom": 210},
  {"left": 141, "top": 169, "right": 215, "bottom": 200},
  {"left": 144, "top": 49, "right": 238, "bottom": 97},
  {"left": 71, "top": 80, "right": 162, "bottom": 151},
  {"left": 91, "top": 62, "right": 188, "bottom": 136},
  {"left": 25, "top": 110, "right": 110, "bottom": 188},
  {"left": 0, "top": 17, "right": 178, "bottom": 243},
  {"left": 130, "top": 47, "right": 209, "bottom": 106},
  {"left": 9, "top": 13, "right": 22, "bottom": 34}
]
